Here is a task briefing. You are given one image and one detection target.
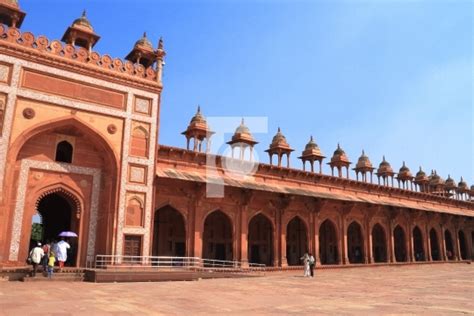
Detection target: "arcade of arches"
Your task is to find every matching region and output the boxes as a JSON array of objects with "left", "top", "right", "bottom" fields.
[{"left": 151, "top": 181, "right": 474, "bottom": 267}]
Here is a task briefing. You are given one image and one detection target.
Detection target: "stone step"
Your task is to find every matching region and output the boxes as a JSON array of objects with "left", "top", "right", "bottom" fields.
[{"left": 22, "top": 273, "right": 84, "bottom": 282}]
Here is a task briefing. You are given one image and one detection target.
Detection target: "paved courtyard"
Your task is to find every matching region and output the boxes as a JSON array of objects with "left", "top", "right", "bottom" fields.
[{"left": 0, "top": 263, "right": 473, "bottom": 315}]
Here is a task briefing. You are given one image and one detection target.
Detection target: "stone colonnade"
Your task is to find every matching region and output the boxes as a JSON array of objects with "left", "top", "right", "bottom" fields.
[{"left": 149, "top": 180, "right": 473, "bottom": 266}]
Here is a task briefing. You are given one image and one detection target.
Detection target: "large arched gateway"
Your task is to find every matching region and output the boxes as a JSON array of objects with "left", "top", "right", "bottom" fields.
[
  {"left": 394, "top": 225, "right": 407, "bottom": 262},
  {"left": 33, "top": 190, "right": 80, "bottom": 266},
  {"left": 202, "top": 210, "right": 233, "bottom": 261},
  {"left": 152, "top": 206, "right": 186, "bottom": 257},
  {"left": 248, "top": 214, "right": 274, "bottom": 266},
  {"left": 286, "top": 217, "right": 307, "bottom": 265}
]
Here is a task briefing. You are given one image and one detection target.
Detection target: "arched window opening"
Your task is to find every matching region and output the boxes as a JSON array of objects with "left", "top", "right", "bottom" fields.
[{"left": 55, "top": 141, "right": 73, "bottom": 163}]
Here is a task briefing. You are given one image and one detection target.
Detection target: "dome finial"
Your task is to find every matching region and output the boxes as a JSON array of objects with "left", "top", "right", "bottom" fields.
[
  {"left": 278, "top": 126, "right": 281, "bottom": 133},
  {"left": 403, "top": 161, "right": 406, "bottom": 166},
  {"left": 310, "top": 135, "right": 313, "bottom": 141},
  {"left": 337, "top": 143, "right": 340, "bottom": 149},
  {"left": 197, "top": 105, "right": 201, "bottom": 113},
  {"left": 382, "top": 155, "right": 386, "bottom": 161},
  {"left": 82, "top": 9, "right": 87, "bottom": 17},
  {"left": 241, "top": 118, "right": 245, "bottom": 125},
  {"left": 143, "top": 31, "right": 147, "bottom": 38},
  {"left": 158, "top": 36, "right": 164, "bottom": 49},
  {"left": 362, "top": 149, "right": 365, "bottom": 155}
]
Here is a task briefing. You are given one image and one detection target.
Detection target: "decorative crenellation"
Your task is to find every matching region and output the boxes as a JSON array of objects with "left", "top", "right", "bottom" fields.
[
  {"left": 9, "top": 159, "right": 101, "bottom": 261},
  {"left": 0, "top": 25, "right": 158, "bottom": 82}
]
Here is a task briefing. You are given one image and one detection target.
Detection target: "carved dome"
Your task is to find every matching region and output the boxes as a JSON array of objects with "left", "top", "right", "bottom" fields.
[
  {"left": 398, "top": 161, "right": 412, "bottom": 178},
  {"left": 305, "top": 136, "right": 317, "bottom": 151},
  {"left": 190, "top": 106, "right": 206, "bottom": 124},
  {"left": 72, "top": 10, "right": 93, "bottom": 32},
  {"left": 377, "top": 156, "right": 394, "bottom": 175},
  {"left": 270, "top": 127, "right": 290, "bottom": 148},
  {"left": 0, "top": 0, "right": 18, "bottom": 7},
  {"left": 355, "top": 150, "right": 373, "bottom": 169},
  {"left": 445, "top": 175, "right": 456, "bottom": 190},
  {"left": 330, "top": 143, "right": 350, "bottom": 164},
  {"left": 458, "top": 177, "right": 468, "bottom": 190},
  {"left": 416, "top": 167, "right": 426, "bottom": 178},
  {"left": 429, "top": 170, "right": 445, "bottom": 186},
  {"left": 135, "top": 32, "right": 153, "bottom": 49},
  {"left": 235, "top": 118, "right": 251, "bottom": 135}
]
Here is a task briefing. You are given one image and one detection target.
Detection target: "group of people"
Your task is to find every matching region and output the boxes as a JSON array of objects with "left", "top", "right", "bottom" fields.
[
  {"left": 28, "top": 238, "right": 70, "bottom": 278},
  {"left": 300, "top": 252, "right": 316, "bottom": 278}
]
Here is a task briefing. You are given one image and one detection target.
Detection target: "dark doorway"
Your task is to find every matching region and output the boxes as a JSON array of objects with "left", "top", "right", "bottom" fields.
[
  {"left": 286, "top": 217, "right": 307, "bottom": 266},
  {"left": 430, "top": 229, "right": 441, "bottom": 260},
  {"left": 372, "top": 224, "right": 387, "bottom": 263},
  {"left": 248, "top": 214, "right": 273, "bottom": 266},
  {"left": 152, "top": 206, "right": 186, "bottom": 257},
  {"left": 202, "top": 210, "right": 233, "bottom": 261},
  {"left": 445, "top": 230, "right": 454, "bottom": 260},
  {"left": 319, "top": 219, "right": 338, "bottom": 265},
  {"left": 413, "top": 226, "right": 425, "bottom": 261},
  {"left": 35, "top": 192, "right": 78, "bottom": 266},
  {"left": 347, "top": 221, "right": 364, "bottom": 264},
  {"left": 394, "top": 225, "right": 407, "bottom": 262},
  {"left": 458, "top": 231, "right": 467, "bottom": 260}
]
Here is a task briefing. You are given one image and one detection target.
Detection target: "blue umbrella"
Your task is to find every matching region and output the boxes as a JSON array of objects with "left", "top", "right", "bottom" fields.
[{"left": 58, "top": 231, "right": 78, "bottom": 237}]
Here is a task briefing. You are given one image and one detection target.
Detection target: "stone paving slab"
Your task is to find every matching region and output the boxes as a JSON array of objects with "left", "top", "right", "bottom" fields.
[{"left": 0, "top": 263, "right": 473, "bottom": 315}]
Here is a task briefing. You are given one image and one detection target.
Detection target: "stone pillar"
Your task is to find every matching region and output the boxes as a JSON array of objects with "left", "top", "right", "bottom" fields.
[
  {"left": 309, "top": 211, "right": 315, "bottom": 257},
  {"left": 425, "top": 224, "right": 432, "bottom": 261},
  {"left": 280, "top": 213, "right": 288, "bottom": 267},
  {"left": 341, "top": 216, "right": 349, "bottom": 265},
  {"left": 315, "top": 219, "right": 321, "bottom": 266},
  {"left": 409, "top": 224, "right": 415, "bottom": 262},
  {"left": 368, "top": 224, "right": 374, "bottom": 263},
  {"left": 240, "top": 205, "right": 249, "bottom": 266},
  {"left": 193, "top": 205, "right": 203, "bottom": 259},
  {"left": 454, "top": 229, "right": 461, "bottom": 261},
  {"left": 440, "top": 225, "right": 447, "bottom": 261},
  {"left": 273, "top": 209, "right": 281, "bottom": 267},
  {"left": 389, "top": 221, "right": 395, "bottom": 263},
  {"left": 186, "top": 198, "right": 195, "bottom": 258}
]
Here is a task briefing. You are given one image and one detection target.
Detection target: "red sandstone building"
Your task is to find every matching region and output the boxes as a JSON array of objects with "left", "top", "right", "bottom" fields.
[{"left": 0, "top": 2, "right": 472, "bottom": 269}]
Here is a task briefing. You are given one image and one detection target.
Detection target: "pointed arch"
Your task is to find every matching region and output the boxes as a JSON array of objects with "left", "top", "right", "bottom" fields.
[
  {"left": 372, "top": 223, "right": 388, "bottom": 263},
  {"left": 413, "top": 225, "right": 425, "bottom": 261},
  {"left": 248, "top": 212, "right": 274, "bottom": 266},
  {"left": 202, "top": 210, "right": 233, "bottom": 261},
  {"left": 394, "top": 225, "right": 407, "bottom": 262},
  {"left": 429, "top": 228, "right": 441, "bottom": 261},
  {"left": 319, "top": 219, "right": 339, "bottom": 265},
  {"left": 152, "top": 205, "right": 186, "bottom": 257},
  {"left": 347, "top": 221, "right": 364, "bottom": 264},
  {"left": 286, "top": 216, "right": 308, "bottom": 265}
]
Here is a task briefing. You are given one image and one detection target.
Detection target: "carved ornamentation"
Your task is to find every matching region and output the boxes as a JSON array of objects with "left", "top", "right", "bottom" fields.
[
  {"left": 22, "top": 107, "right": 35, "bottom": 119},
  {"left": 107, "top": 124, "right": 117, "bottom": 134}
]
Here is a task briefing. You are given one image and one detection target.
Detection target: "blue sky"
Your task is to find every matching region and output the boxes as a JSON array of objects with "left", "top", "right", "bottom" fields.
[{"left": 21, "top": 0, "right": 472, "bottom": 184}]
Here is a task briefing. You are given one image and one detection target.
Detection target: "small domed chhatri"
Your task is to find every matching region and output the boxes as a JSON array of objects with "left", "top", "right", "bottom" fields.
[
  {"left": 266, "top": 127, "right": 294, "bottom": 168},
  {"left": 227, "top": 119, "right": 259, "bottom": 161},
  {"left": 397, "top": 162, "right": 413, "bottom": 190},
  {"left": 353, "top": 150, "right": 375, "bottom": 183},
  {"left": 0, "top": 0, "right": 25, "bottom": 28},
  {"left": 328, "top": 143, "right": 351, "bottom": 178},
  {"left": 414, "top": 166, "right": 429, "bottom": 192},
  {"left": 61, "top": 10, "right": 100, "bottom": 50},
  {"left": 376, "top": 156, "right": 395, "bottom": 186},
  {"left": 182, "top": 106, "right": 214, "bottom": 153},
  {"left": 428, "top": 170, "right": 446, "bottom": 196},
  {"left": 456, "top": 177, "right": 470, "bottom": 201},
  {"left": 125, "top": 32, "right": 160, "bottom": 68},
  {"left": 299, "top": 136, "right": 325, "bottom": 173}
]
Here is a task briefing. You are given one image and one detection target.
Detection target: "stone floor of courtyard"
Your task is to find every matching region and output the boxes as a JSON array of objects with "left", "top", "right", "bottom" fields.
[{"left": 0, "top": 263, "right": 472, "bottom": 315}]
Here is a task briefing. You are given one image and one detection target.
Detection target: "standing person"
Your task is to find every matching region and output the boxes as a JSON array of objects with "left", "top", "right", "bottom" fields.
[
  {"left": 300, "top": 252, "right": 310, "bottom": 277},
  {"left": 41, "top": 241, "right": 50, "bottom": 273},
  {"left": 56, "top": 238, "right": 70, "bottom": 271},
  {"left": 308, "top": 253, "right": 315, "bottom": 278},
  {"left": 28, "top": 242, "right": 44, "bottom": 277},
  {"left": 47, "top": 251, "right": 56, "bottom": 279}
]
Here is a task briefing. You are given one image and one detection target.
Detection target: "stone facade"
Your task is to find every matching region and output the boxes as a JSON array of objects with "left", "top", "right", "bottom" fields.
[{"left": 0, "top": 3, "right": 472, "bottom": 268}]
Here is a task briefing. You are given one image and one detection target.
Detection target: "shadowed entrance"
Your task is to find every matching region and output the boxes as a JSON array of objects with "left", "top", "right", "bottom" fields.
[
  {"left": 286, "top": 217, "right": 307, "bottom": 265},
  {"left": 35, "top": 192, "right": 78, "bottom": 266},
  {"left": 203, "top": 211, "right": 233, "bottom": 261},
  {"left": 372, "top": 224, "right": 387, "bottom": 263},
  {"left": 394, "top": 225, "right": 407, "bottom": 262},
  {"left": 413, "top": 226, "right": 425, "bottom": 261},
  {"left": 347, "top": 221, "right": 364, "bottom": 263},
  {"left": 458, "top": 231, "right": 467, "bottom": 260},
  {"left": 445, "top": 230, "right": 454, "bottom": 260},
  {"left": 430, "top": 229, "right": 441, "bottom": 260},
  {"left": 248, "top": 214, "right": 273, "bottom": 266},
  {"left": 152, "top": 206, "right": 186, "bottom": 257},
  {"left": 319, "top": 219, "right": 338, "bottom": 265}
]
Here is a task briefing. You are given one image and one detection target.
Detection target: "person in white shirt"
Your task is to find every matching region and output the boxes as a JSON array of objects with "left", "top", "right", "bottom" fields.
[
  {"left": 56, "top": 238, "right": 70, "bottom": 271},
  {"left": 29, "top": 242, "right": 44, "bottom": 277}
]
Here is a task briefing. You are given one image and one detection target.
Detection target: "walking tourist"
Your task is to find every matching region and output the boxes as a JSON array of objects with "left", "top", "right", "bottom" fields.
[
  {"left": 28, "top": 242, "right": 44, "bottom": 277},
  {"left": 300, "top": 252, "right": 310, "bottom": 277},
  {"left": 56, "top": 238, "right": 70, "bottom": 271},
  {"left": 309, "top": 253, "right": 315, "bottom": 278},
  {"left": 47, "top": 252, "right": 56, "bottom": 279},
  {"left": 41, "top": 241, "right": 50, "bottom": 272}
]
